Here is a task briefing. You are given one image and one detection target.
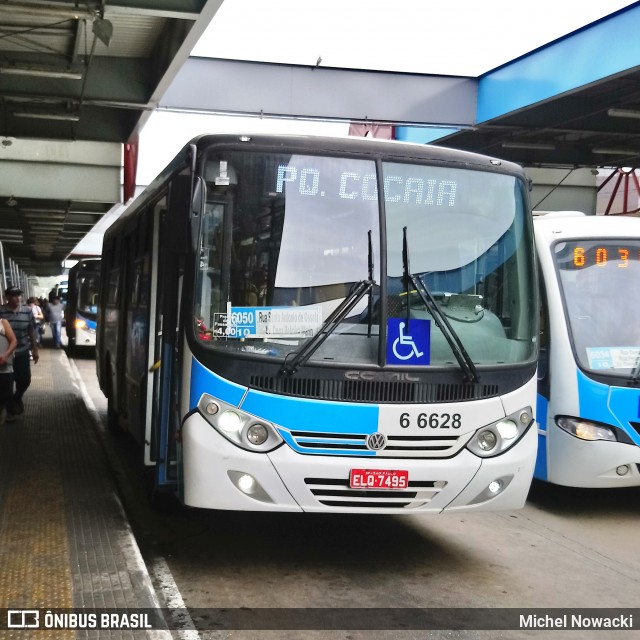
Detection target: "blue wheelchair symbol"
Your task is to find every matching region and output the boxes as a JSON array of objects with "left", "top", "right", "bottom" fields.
[{"left": 387, "top": 318, "right": 430, "bottom": 365}]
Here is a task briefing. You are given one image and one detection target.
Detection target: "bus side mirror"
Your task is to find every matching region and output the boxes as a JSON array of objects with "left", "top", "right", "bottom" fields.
[
  {"left": 190, "top": 176, "right": 204, "bottom": 253},
  {"left": 167, "top": 174, "right": 192, "bottom": 255}
]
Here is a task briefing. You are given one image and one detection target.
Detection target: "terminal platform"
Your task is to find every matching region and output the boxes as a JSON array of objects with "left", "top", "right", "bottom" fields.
[{"left": 0, "top": 336, "right": 163, "bottom": 637}]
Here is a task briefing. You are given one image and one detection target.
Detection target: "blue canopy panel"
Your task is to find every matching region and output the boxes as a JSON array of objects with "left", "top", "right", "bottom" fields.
[
  {"left": 477, "top": 2, "right": 640, "bottom": 123},
  {"left": 396, "top": 2, "right": 640, "bottom": 144},
  {"left": 395, "top": 127, "right": 461, "bottom": 145}
]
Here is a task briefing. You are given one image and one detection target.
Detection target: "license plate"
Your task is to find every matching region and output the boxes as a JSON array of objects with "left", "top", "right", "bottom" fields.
[{"left": 350, "top": 468, "right": 409, "bottom": 490}]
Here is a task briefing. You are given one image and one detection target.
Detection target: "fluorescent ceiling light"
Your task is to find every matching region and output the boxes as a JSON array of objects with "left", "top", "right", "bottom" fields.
[
  {"left": 607, "top": 108, "right": 640, "bottom": 120},
  {"left": 0, "top": 66, "right": 82, "bottom": 80},
  {"left": 592, "top": 148, "right": 638, "bottom": 156},
  {"left": 501, "top": 142, "right": 556, "bottom": 151},
  {"left": 13, "top": 111, "right": 80, "bottom": 122}
]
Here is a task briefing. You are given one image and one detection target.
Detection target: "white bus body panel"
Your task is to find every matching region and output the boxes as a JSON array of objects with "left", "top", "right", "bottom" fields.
[
  {"left": 548, "top": 428, "right": 640, "bottom": 487},
  {"left": 74, "top": 324, "right": 97, "bottom": 347}
]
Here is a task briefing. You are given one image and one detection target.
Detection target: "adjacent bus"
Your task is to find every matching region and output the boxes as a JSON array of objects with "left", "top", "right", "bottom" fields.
[
  {"left": 49, "top": 281, "right": 68, "bottom": 306},
  {"left": 535, "top": 212, "right": 640, "bottom": 487},
  {"left": 97, "top": 134, "right": 538, "bottom": 514},
  {"left": 65, "top": 258, "right": 100, "bottom": 350}
]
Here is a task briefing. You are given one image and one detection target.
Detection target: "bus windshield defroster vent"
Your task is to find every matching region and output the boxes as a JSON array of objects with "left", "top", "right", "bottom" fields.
[{"left": 250, "top": 375, "right": 498, "bottom": 404}]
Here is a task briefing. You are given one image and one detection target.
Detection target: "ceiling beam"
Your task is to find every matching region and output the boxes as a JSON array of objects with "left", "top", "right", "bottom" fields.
[
  {"left": 0, "top": 138, "right": 120, "bottom": 202},
  {"left": 161, "top": 58, "right": 478, "bottom": 126},
  {"left": 0, "top": 2, "right": 96, "bottom": 20},
  {"left": 129, "top": 0, "right": 225, "bottom": 140}
]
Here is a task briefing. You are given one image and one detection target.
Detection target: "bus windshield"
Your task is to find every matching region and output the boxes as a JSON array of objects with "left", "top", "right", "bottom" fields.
[
  {"left": 194, "top": 150, "right": 535, "bottom": 368},
  {"left": 555, "top": 238, "right": 640, "bottom": 374},
  {"left": 78, "top": 270, "right": 100, "bottom": 314}
]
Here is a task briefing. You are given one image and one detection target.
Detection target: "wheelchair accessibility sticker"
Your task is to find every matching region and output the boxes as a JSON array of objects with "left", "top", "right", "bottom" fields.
[{"left": 387, "top": 318, "right": 430, "bottom": 365}]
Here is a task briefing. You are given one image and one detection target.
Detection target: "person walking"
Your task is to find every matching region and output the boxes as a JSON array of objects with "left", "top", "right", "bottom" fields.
[
  {"left": 0, "top": 285, "right": 39, "bottom": 421},
  {"left": 47, "top": 297, "right": 64, "bottom": 348},
  {"left": 0, "top": 316, "right": 17, "bottom": 425},
  {"left": 27, "top": 297, "right": 45, "bottom": 345}
]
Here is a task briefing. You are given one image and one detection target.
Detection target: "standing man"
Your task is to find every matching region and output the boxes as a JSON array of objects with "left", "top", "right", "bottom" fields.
[
  {"left": 0, "top": 285, "right": 39, "bottom": 421},
  {"left": 47, "top": 297, "right": 64, "bottom": 348}
]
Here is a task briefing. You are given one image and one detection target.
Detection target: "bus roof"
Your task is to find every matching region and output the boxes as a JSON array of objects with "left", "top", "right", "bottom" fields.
[
  {"left": 534, "top": 212, "right": 640, "bottom": 245},
  {"left": 107, "top": 133, "right": 529, "bottom": 243}
]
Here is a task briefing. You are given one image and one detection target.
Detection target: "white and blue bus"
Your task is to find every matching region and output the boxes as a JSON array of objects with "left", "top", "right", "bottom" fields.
[
  {"left": 96, "top": 134, "right": 538, "bottom": 513},
  {"left": 535, "top": 212, "right": 640, "bottom": 487},
  {"left": 65, "top": 258, "right": 101, "bottom": 351}
]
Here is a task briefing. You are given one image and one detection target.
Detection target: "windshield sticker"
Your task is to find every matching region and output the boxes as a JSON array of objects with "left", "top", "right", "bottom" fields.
[
  {"left": 387, "top": 318, "right": 430, "bottom": 365},
  {"left": 213, "top": 305, "right": 323, "bottom": 339},
  {"left": 586, "top": 347, "right": 640, "bottom": 370}
]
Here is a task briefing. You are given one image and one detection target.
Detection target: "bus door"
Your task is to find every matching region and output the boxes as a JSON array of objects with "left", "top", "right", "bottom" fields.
[
  {"left": 148, "top": 174, "right": 191, "bottom": 489},
  {"left": 535, "top": 270, "right": 551, "bottom": 481}
]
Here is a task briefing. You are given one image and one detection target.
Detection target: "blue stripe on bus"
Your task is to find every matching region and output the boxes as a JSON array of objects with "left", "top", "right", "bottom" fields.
[
  {"left": 189, "top": 357, "right": 247, "bottom": 408},
  {"left": 77, "top": 313, "right": 97, "bottom": 330},
  {"left": 534, "top": 392, "right": 548, "bottom": 481},
  {"left": 277, "top": 430, "right": 377, "bottom": 457},
  {"left": 608, "top": 386, "right": 640, "bottom": 446},
  {"left": 576, "top": 370, "right": 609, "bottom": 419},
  {"left": 577, "top": 370, "right": 640, "bottom": 446},
  {"left": 241, "top": 389, "right": 379, "bottom": 436}
]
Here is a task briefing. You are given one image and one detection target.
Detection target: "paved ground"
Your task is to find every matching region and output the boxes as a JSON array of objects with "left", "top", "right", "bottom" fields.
[
  {"left": 71, "top": 351, "right": 640, "bottom": 640},
  {"left": 0, "top": 343, "right": 166, "bottom": 640}
]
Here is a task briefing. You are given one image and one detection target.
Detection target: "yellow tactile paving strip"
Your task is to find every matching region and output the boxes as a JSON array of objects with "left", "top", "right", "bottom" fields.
[
  {"left": 0, "top": 341, "right": 159, "bottom": 639},
  {"left": 0, "top": 348, "right": 74, "bottom": 639},
  {"left": 0, "top": 465, "right": 73, "bottom": 608}
]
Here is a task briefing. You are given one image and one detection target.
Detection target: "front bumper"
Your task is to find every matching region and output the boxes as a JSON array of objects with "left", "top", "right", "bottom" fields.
[
  {"left": 181, "top": 413, "right": 537, "bottom": 513},
  {"left": 547, "top": 426, "right": 640, "bottom": 488}
]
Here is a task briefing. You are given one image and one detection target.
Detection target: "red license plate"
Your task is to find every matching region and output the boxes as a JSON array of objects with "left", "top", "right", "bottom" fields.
[{"left": 350, "top": 469, "right": 409, "bottom": 490}]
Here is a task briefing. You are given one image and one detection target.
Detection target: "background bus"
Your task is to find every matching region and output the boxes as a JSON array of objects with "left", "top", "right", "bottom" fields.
[
  {"left": 535, "top": 211, "right": 640, "bottom": 487},
  {"left": 97, "top": 134, "right": 538, "bottom": 514},
  {"left": 49, "top": 281, "right": 68, "bottom": 306},
  {"left": 65, "top": 258, "right": 100, "bottom": 351}
]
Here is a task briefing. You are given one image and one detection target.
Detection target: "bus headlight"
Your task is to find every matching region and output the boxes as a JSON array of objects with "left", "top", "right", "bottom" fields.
[
  {"left": 75, "top": 319, "right": 87, "bottom": 329},
  {"left": 477, "top": 430, "right": 497, "bottom": 451},
  {"left": 247, "top": 423, "right": 269, "bottom": 445},
  {"left": 219, "top": 410, "right": 243, "bottom": 435},
  {"left": 466, "top": 407, "right": 533, "bottom": 458},
  {"left": 197, "top": 394, "right": 283, "bottom": 452},
  {"left": 556, "top": 416, "right": 616, "bottom": 442},
  {"left": 496, "top": 419, "right": 519, "bottom": 440}
]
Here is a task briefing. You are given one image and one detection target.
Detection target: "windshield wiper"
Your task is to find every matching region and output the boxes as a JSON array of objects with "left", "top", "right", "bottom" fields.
[
  {"left": 402, "top": 227, "right": 479, "bottom": 384},
  {"left": 366, "top": 229, "right": 375, "bottom": 338},
  {"left": 631, "top": 357, "right": 640, "bottom": 384},
  {"left": 279, "top": 232, "right": 375, "bottom": 377}
]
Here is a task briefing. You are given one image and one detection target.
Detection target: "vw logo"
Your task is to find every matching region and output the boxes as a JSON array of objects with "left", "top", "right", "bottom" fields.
[{"left": 366, "top": 432, "right": 386, "bottom": 451}]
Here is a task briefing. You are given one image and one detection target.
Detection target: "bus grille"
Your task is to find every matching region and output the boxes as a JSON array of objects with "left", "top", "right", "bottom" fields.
[
  {"left": 251, "top": 375, "right": 498, "bottom": 404},
  {"left": 304, "top": 477, "right": 447, "bottom": 508},
  {"left": 290, "top": 431, "right": 471, "bottom": 458}
]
